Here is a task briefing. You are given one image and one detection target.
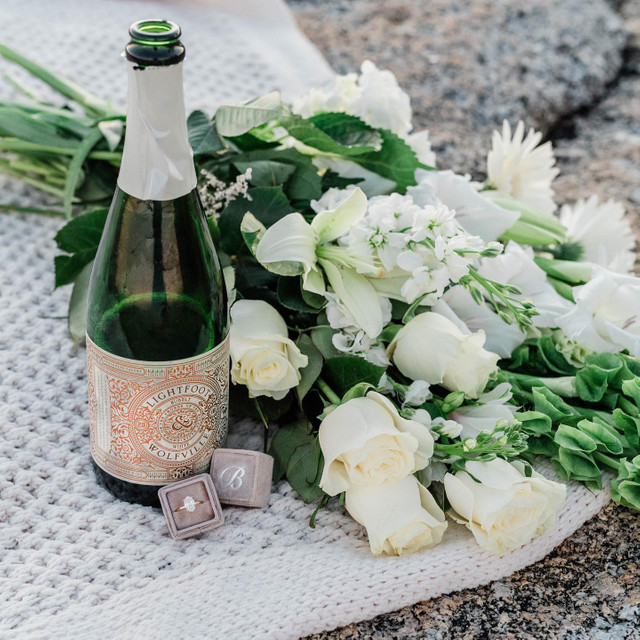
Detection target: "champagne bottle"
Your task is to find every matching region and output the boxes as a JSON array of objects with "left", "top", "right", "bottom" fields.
[{"left": 86, "top": 20, "right": 229, "bottom": 507}]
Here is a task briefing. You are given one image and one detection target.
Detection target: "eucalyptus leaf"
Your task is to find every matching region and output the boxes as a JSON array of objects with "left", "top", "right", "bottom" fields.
[{"left": 296, "top": 334, "right": 324, "bottom": 402}]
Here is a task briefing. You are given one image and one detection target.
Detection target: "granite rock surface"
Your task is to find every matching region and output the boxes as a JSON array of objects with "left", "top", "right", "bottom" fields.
[
  {"left": 287, "top": 0, "right": 640, "bottom": 637},
  {"left": 289, "top": 0, "right": 627, "bottom": 172}
]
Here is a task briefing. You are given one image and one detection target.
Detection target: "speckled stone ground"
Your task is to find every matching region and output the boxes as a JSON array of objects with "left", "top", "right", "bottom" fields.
[{"left": 287, "top": 0, "right": 640, "bottom": 637}]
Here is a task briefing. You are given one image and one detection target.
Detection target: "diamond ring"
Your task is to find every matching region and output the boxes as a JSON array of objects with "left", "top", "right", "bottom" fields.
[{"left": 174, "top": 495, "right": 203, "bottom": 513}]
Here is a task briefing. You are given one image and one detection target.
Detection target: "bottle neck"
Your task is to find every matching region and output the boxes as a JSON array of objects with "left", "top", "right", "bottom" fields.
[{"left": 117, "top": 62, "right": 197, "bottom": 201}]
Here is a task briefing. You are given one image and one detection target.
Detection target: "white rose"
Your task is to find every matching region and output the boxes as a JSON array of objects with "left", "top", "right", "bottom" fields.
[
  {"left": 444, "top": 458, "right": 566, "bottom": 555},
  {"left": 556, "top": 266, "right": 640, "bottom": 358},
  {"left": 346, "top": 475, "right": 448, "bottom": 556},
  {"left": 229, "top": 300, "right": 308, "bottom": 401},
  {"left": 319, "top": 391, "right": 434, "bottom": 496},
  {"left": 387, "top": 312, "right": 500, "bottom": 399}
]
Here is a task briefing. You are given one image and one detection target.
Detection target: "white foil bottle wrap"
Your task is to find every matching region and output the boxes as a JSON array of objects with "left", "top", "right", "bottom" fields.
[{"left": 117, "top": 62, "right": 197, "bottom": 201}]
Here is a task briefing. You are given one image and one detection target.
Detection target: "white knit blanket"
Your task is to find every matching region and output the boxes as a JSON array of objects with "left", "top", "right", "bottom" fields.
[{"left": 0, "top": 1, "right": 610, "bottom": 638}]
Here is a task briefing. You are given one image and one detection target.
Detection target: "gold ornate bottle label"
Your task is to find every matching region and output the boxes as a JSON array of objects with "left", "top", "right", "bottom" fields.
[{"left": 87, "top": 335, "right": 230, "bottom": 485}]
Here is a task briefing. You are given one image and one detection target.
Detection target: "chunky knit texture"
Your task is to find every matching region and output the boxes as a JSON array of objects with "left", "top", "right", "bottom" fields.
[{"left": 0, "top": 1, "right": 611, "bottom": 638}]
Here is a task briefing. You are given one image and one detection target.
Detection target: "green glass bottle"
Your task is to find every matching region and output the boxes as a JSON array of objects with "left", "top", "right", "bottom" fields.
[{"left": 86, "top": 20, "right": 229, "bottom": 507}]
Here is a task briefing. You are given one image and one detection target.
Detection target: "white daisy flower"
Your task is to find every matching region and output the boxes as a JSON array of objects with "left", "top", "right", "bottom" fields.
[
  {"left": 558, "top": 196, "right": 636, "bottom": 274},
  {"left": 487, "top": 120, "right": 559, "bottom": 215}
]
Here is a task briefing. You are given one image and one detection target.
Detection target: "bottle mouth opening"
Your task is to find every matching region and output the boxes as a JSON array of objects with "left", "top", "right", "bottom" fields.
[
  {"left": 129, "top": 20, "right": 181, "bottom": 46},
  {"left": 126, "top": 19, "right": 185, "bottom": 66}
]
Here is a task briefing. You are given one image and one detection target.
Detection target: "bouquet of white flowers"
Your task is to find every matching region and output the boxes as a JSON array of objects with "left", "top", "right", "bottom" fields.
[{"left": 1, "top": 47, "right": 638, "bottom": 557}]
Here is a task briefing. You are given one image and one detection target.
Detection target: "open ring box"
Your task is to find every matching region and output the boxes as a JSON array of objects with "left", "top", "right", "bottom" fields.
[{"left": 158, "top": 473, "right": 224, "bottom": 540}]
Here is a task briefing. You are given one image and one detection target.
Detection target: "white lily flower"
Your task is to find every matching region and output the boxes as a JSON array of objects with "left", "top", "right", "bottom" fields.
[
  {"left": 558, "top": 196, "right": 636, "bottom": 274},
  {"left": 408, "top": 170, "right": 520, "bottom": 242},
  {"left": 487, "top": 121, "right": 559, "bottom": 216},
  {"left": 478, "top": 243, "right": 572, "bottom": 328},
  {"left": 556, "top": 267, "right": 640, "bottom": 357}
]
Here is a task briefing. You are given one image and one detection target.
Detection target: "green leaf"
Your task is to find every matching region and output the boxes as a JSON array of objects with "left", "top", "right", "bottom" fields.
[
  {"left": 526, "top": 434, "right": 557, "bottom": 457},
  {"left": 281, "top": 113, "right": 381, "bottom": 156},
  {"left": 554, "top": 424, "right": 597, "bottom": 453},
  {"left": 215, "top": 91, "right": 283, "bottom": 137},
  {"left": 234, "top": 160, "right": 296, "bottom": 187},
  {"left": 68, "top": 260, "right": 92, "bottom": 344},
  {"left": 62, "top": 127, "right": 103, "bottom": 219},
  {"left": 269, "top": 420, "right": 313, "bottom": 482},
  {"left": 277, "top": 276, "right": 323, "bottom": 313},
  {"left": 622, "top": 378, "right": 640, "bottom": 406},
  {"left": 515, "top": 410, "right": 552, "bottom": 435},
  {"left": 575, "top": 365, "right": 609, "bottom": 403},
  {"left": 218, "top": 186, "right": 292, "bottom": 254},
  {"left": 0, "top": 105, "right": 80, "bottom": 148},
  {"left": 379, "top": 323, "right": 402, "bottom": 343},
  {"left": 311, "top": 326, "right": 340, "bottom": 360},
  {"left": 323, "top": 355, "right": 386, "bottom": 397},
  {"left": 286, "top": 439, "right": 325, "bottom": 503},
  {"left": 537, "top": 336, "right": 576, "bottom": 375},
  {"left": 296, "top": 334, "right": 324, "bottom": 402},
  {"left": 285, "top": 161, "right": 323, "bottom": 203},
  {"left": 352, "top": 128, "right": 420, "bottom": 192},
  {"left": 54, "top": 253, "right": 93, "bottom": 288},
  {"left": 532, "top": 386, "right": 575, "bottom": 422},
  {"left": 187, "top": 110, "right": 224, "bottom": 155},
  {"left": 557, "top": 448, "right": 602, "bottom": 485},
  {"left": 341, "top": 382, "right": 377, "bottom": 402},
  {"left": 534, "top": 257, "right": 591, "bottom": 285},
  {"left": 309, "top": 112, "right": 382, "bottom": 149},
  {"left": 54, "top": 207, "right": 108, "bottom": 254},
  {"left": 613, "top": 409, "right": 640, "bottom": 450},
  {"left": 576, "top": 419, "right": 624, "bottom": 455}
]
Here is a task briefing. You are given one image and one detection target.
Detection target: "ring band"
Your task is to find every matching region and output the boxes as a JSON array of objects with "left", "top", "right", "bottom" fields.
[{"left": 175, "top": 496, "right": 203, "bottom": 513}]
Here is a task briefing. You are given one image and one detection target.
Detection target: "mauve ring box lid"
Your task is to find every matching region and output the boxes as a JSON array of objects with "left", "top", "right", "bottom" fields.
[
  {"left": 158, "top": 474, "right": 224, "bottom": 540},
  {"left": 210, "top": 448, "right": 274, "bottom": 508}
]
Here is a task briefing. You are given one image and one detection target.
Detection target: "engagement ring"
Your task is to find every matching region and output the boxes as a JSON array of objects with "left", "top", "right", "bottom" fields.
[{"left": 175, "top": 496, "right": 203, "bottom": 513}]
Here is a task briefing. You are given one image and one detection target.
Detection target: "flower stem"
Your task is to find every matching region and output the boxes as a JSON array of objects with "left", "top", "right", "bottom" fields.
[
  {"left": 316, "top": 377, "right": 342, "bottom": 406},
  {"left": 593, "top": 451, "right": 621, "bottom": 471}
]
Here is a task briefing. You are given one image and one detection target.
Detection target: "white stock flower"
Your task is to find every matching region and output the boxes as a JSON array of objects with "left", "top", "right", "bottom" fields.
[
  {"left": 450, "top": 383, "right": 517, "bottom": 439},
  {"left": 556, "top": 267, "right": 640, "bottom": 358},
  {"left": 387, "top": 312, "right": 500, "bottom": 398},
  {"left": 487, "top": 121, "right": 559, "bottom": 215},
  {"left": 349, "top": 60, "right": 412, "bottom": 136},
  {"left": 558, "top": 196, "right": 636, "bottom": 274},
  {"left": 404, "top": 380, "right": 432, "bottom": 407},
  {"left": 229, "top": 300, "right": 308, "bottom": 400},
  {"left": 408, "top": 170, "right": 520, "bottom": 242},
  {"left": 432, "top": 417, "right": 464, "bottom": 439},
  {"left": 478, "top": 243, "right": 572, "bottom": 328},
  {"left": 345, "top": 475, "right": 448, "bottom": 556},
  {"left": 444, "top": 458, "right": 566, "bottom": 555},
  {"left": 434, "top": 286, "right": 525, "bottom": 358},
  {"left": 318, "top": 391, "right": 434, "bottom": 495}
]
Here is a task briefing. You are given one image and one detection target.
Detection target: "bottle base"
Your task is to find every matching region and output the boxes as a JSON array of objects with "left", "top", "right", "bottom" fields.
[{"left": 92, "top": 460, "right": 162, "bottom": 508}]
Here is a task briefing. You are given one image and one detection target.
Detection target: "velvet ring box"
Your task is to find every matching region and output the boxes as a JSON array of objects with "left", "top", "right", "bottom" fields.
[
  {"left": 158, "top": 473, "right": 224, "bottom": 540},
  {"left": 210, "top": 448, "right": 274, "bottom": 508}
]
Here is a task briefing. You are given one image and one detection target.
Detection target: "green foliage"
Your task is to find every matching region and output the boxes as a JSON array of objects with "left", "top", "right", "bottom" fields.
[
  {"left": 187, "top": 110, "right": 224, "bottom": 156},
  {"left": 215, "top": 91, "right": 283, "bottom": 137},
  {"left": 611, "top": 455, "right": 640, "bottom": 509},
  {"left": 322, "top": 356, "right": 386, "bottom": 397},
  {"left": 351, "top": 128, "right": 420, "bottom": 192},
  {"left": 281, "top": 112, "right": 382, "bottom": 156},
  {"left": 295, "top": 335, "right": 324, "bottom": 402},
  {"left": 269, "top": 420, "right": 325, "bottom": 502},
  {"left": 53, "top": 207, "right": 108, "bottom": 287},
  {"left": 218, "top": 186, "right": 292, "bottom": 255}
]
